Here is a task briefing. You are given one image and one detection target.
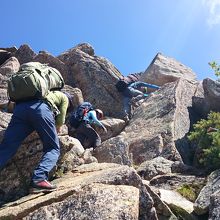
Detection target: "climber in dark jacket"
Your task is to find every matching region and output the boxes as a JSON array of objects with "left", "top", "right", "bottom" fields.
[{"left": 122, "top": 81, "right": 160, "bottom": 121}]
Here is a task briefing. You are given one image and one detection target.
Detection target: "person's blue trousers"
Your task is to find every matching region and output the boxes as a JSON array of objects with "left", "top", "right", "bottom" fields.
[
  {"left": 0, "top": 100, "right": 60, "bottom": 182},
  {"left": 123, "top": 87, "right": 143, "bottom": 118}
]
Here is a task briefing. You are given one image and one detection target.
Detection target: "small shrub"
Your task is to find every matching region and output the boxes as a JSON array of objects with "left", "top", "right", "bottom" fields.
[
  {"left": 188, "top": 111, "right": 220, "bottom": 171},
  {"left": 209, "top": 61, "right": 220, "bottom": 78},
  {"left": 176, "top": 183, "right": 203, "bottom": 202}
]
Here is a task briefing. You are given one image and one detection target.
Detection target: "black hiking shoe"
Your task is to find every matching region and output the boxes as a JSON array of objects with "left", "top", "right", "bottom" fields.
[{"left": 123, "top": 115, "right": 130, "bottom": 124}]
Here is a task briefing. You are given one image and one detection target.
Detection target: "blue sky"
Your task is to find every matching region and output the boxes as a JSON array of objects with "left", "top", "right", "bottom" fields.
[{"left": 1, "top": 0, "right": 220, "bottom": 80}]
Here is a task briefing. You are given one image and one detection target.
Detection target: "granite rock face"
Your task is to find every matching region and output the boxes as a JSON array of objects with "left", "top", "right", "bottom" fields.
[
  {"left": 0, "top": 43, "right": 219, "bottom": 219},
  {"left": 140, "top": 53, "right": 197, "bottom": 87},
  {"left": 193, "top": 78, "right": 220, "bottom": 117},
  {"left": 58, "top": 43, "right": 123, "bottom": 117},
  {"left": 95, "top": 78, "right": 198, "bottom": 166}
]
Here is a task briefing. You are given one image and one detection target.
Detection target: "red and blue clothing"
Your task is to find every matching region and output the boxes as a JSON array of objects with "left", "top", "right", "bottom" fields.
[{"left": 75, "top": 110, "right": 105, "bottom": 149}]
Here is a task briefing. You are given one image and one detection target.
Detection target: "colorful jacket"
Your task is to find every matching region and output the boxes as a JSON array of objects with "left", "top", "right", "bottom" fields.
[
  {"left": 128, "top": 81, "right": 160, "bottom": 90},
  {"left": 83, "top": 110, "right": 104, "bottom": 128}
]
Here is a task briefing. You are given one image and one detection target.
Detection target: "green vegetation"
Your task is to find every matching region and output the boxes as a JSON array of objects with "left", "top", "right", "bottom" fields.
[
  {"left": 209, "top": 61, "right": 220, "bottom": 78},
  {"left": 188, "top": 111, "right": 220, "bottom": 171},
  {"left": 176, "top": 183, "right": 203, "bottom": 202}
]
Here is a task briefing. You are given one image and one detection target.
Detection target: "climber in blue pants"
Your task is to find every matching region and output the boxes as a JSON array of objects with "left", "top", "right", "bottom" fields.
[{"left": 0, "top": 91, "right": 73, "bottom": 193}]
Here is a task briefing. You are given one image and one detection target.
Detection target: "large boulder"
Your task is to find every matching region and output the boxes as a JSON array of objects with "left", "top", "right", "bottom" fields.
[
  {"left": 0, "top": 47, "right": 17, "bottom": 53},
  {"left": 209, "top": 189, "right": 220, "bottom": 220},
  {"left": 12, "top": 44, "right": 36, "bottom": 64},
  {"left": 140, "top": 53, "right": 197, "bottom": 87},
  {"left": 0, "top": 88, "right": 8, "bottom": 105},
  {"left": 95, "top": 78, "right": 199, "bottom": 166},
  {"left": 61, "top": 84, "right": 84, "bottom": 108},
  {"left": 61, "top": 42, "right": 95, "bottom": 56},
  {"left": 159, "top": 189, "right": 197, "bottom": 219},
  {"left": 193, "top": 78, "right": 220, "bottom": 117},
  {"left": 191, "top": 81, "right": 205, "bottom": 118},
  {"left": 0, "top": 57, "right": 20, "bottom": 89},
  {"left": 194, "top": 169, "right": 220, "bottom": 216},
  {"left": 24, "top": 184, "right": 140, "bottom": 220},
  {"left": 57, "top": 43, "right": 123, "bottom": 117},
  {"left": 149, "top": 173, "right": 206, "bottom": 193},
  {"left": 143, "top": 182, "right": 177, "bottom": 219},
  {"left": 137, "top": 156, "right": 174, "bottom": 180},
  {"left": 0, "top": 57, "right": 20, "bottom": 76},
  {"left": 94, "top": 117, "right": 126, "bottom": 142},
  {"left": 0, "top": 163, "right": 158, "bottom": 220},
  {"left": 0, "top": 50, "right": 11, "bottom": 66}
]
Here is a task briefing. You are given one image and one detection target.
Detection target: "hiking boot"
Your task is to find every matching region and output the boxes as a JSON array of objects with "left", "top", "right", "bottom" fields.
[{"left": 29, "top": 180, "right": 57, "bottom": 194}]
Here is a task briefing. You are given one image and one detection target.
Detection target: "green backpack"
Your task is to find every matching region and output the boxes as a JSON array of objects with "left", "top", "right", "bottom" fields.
[{"left": 7, "top": 62, "right": 65, "bottom": 102}]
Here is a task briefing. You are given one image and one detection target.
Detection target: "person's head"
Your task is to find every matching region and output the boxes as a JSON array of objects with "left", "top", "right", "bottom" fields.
[
  {"left": 63, "top": 92, "right": 74, "bottom": 112},
  {"left": 95, "top": 109, "right": 104, "bottom": 120}
]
